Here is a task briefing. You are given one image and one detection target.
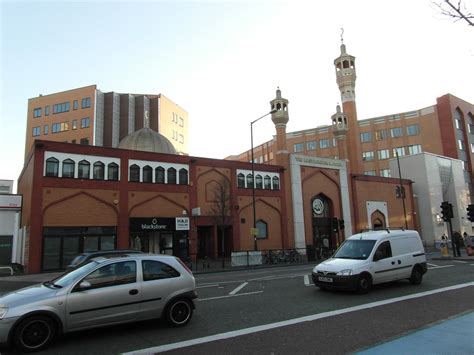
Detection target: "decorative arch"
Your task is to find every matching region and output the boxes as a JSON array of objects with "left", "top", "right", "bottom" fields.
[
  {"left": 43, "top": 191, "right": 118, "bottom": 226},
  {"left": 129, "top": 194, "right": 188, "bottom": 217},
  {"left": 371, "top": 209, "right": 386, "bottom": 229}
]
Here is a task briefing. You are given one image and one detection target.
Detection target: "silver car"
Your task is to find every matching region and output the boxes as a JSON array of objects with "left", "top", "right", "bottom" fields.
[{"left": 0, "top": 254, "right": 197, "bottom": 352}]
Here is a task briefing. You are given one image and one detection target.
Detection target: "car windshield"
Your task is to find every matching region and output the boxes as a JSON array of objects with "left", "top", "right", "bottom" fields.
[
  {"left": 333, "top": 239, "right": 376, "bottom": 260},
  {"left": 51, "top": 260, "right": 100, "bottom": 287}
]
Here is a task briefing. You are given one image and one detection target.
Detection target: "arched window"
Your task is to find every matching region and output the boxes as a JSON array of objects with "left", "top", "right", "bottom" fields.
[
  {"left": 167, "top": 167, "right": 177, "bottom": 184},
  {"left": 237, "top": 173, "right": 245, "bottom": 188},
  {"left": 108, "top": 163, "right": 119, "bottom": 181},
  {"left": 246, "top": 174, "right": 254, "bottom": 188},
  {"left": 255, "top": 174, "right": 263, "bottom": 189},
  {"left": 78, "top": 160, "right": 90, "bottom": 179},
  {"left": 256, "top": 220, "right": 268, "bottom": 239},
  {"left": 155, "top": 166, "right": 165, "bottom": 184},
  {"left": 264, "top": 175, "right": 271, "bottom": 189},
  {"left": 179, "top": 168, "right": 188, "bottom": 185},
  {"left": 272, "top": 176, "right": 280, "bottom": 190},
  {"left": 45, "top": 157, "right": 59, "bottom": 177},
  {"left": 143, "top": 165, "right": 152, "bottom": 183},
  {"left": 130, "top": 164, "right": 140, "bottom": 182},
  {"left": 62, "top": 159, "right": 75, "bottom": 178},
  {"left": 93, "top": 162, "right": 105, "bottom": 180}
]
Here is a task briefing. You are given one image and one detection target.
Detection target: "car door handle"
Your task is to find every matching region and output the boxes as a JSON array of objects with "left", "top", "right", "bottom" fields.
[
  {"left": 398, "top": 260, "right": 401, "bottom": 264},
  {"left": 129, "top": 289, "right": 139, "bottom": 295}
]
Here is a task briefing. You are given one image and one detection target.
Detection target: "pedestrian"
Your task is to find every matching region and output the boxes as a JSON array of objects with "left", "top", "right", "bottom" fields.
[
  {"left": 452, "top": 231, "right": 462, "bottom": 257},
  {"left": 463, "top": 232, "right": 473, "bottom": 256},
  {"left": 322, "top": 236, "right": 330, "bottom": 259}
]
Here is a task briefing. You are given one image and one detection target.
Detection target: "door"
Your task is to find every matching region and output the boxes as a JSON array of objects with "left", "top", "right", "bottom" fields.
[
  {"left": 371, "top": 241, "right": 399, "bottom": 283},
  {"left": 137, "top": 259, "right": 180, "bottom": 320},
  {"left": 66, "top": 260, "right": 140, "bottom": 330}
]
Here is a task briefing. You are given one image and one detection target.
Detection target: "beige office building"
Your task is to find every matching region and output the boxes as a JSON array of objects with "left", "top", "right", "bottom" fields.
[{"left": 25, "top": 85, "right": 188, "bottom": 158}]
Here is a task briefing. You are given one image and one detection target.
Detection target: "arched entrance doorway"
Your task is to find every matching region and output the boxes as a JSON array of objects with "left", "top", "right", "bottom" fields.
[
  {"left": 371, "top": 210, "right": 386, "bottom": 230},
  {"left": 311, "top": 194, "right": 336, "bottom": 257}
]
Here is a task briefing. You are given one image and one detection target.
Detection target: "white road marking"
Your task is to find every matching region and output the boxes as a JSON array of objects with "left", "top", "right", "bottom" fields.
[
  {"left": 248, "top": 273, "right": 307, "bottom": 282},
  {"left": 428, "top": 265, "right": 455, "bottom": 270},
  {"left": 196, "top": 284, "right": 219, "bottom": 289},
  {"left": 125, "top": 282, "right": 474, "bottom": 354},
  {"left": 304, "top": 275, "right": 313, "bottom": 287},
  {"left": 229, "top": 282, "right": 248, "bottom": 295},
  {"left": 453, "top": 260, "right": 467, "bottom": 264},
  {"left": 198, "top": 291, "right": 263, "bottom": 301},
  {"left": 427, "top": 263, "right": 439, "bottom": 267}
]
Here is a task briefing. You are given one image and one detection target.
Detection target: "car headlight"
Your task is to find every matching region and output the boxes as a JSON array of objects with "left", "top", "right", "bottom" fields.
[
  {"left": 0, "top": 307, "right": 8, "bottom": 319},
  {"left": 337, "top": 269, "right": 352, "bottom": 276}
]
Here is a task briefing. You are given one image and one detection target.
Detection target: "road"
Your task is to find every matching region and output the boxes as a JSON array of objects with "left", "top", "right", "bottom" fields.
[{"left": 0, "top": 257, "right": 473, "bottom": 354}]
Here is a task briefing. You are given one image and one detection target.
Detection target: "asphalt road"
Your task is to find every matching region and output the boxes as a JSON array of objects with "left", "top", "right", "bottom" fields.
[{"left": 0, "top": 257, "right": 473, "bottom": 354}]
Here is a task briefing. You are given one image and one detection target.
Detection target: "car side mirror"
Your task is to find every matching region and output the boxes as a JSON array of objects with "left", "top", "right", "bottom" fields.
[{"left": 79, "top": 281, "right": 92, "bottom": 290}]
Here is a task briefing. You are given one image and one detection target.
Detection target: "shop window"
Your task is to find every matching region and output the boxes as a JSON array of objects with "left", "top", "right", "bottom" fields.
[
  {"left": 237, "top": 173, "right": 245, "bottom": 188},
  {"left": 130, "top": 164, "right": 140, "bottom": 182},
  {"left": 167, "top": 167, "right": 176, "bottom": 184},
  {"left": 264, "top": 175, "right": 271, "bottom": 189},
  {"left": 62, "top": 159, "right": 75, "bottom": 178},
  {"left": 143, "top": 165, "right": 152, "bottom": 183},
  {"left": 108, "top": 163, "right": 119, "bottom": 181},
  {"left": 272, "top": 176, "right": 280, "bottom": 190},
  {"left": 45, "top": 157, "right": 59, "bottom": 177},
  {"left": 93, "top": 162, "right": 105, "bottom": 180},
  {"left": 179, "top": 168, "right": 188, "bottom": 185},
  {"left": 78, "top": 160, "right": 90, "bottom": 179},
  {"left": 255, "top": 174, "right": 263, "bottom": 189},
  {"left": 155, "top": 166, "right": 165, "bottom": 184}
]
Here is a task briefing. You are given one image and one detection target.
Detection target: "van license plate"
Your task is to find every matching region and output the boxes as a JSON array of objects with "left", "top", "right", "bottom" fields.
[{"left": 318, "top": 276, "right": 333, "bottom": 283}]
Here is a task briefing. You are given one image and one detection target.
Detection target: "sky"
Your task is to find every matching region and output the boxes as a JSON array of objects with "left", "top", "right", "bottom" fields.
[{"left": 1, "top": 0, "right": 473, "bottom": 192}]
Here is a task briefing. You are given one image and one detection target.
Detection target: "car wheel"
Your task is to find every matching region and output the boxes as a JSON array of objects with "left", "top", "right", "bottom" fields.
[
  {"left": 409, "top": 266, "right": 423, "bottom": 285},
  {"left": 13, "top": 315, "right": 56, "bottom": 353},
  {"left": 165, "top": 299, "right": 193, "bottom": 327},
  {"left": 357, "top": 274, "right": 372, "bottom": 294}
]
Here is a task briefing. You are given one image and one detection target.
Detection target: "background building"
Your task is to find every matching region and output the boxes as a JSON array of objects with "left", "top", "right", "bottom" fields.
[
  {"left": 0, "top": 180, "right": 22, "bottom": 265},
  {"left": 25, "top": 85, "right": 189, "bottom": 158}
]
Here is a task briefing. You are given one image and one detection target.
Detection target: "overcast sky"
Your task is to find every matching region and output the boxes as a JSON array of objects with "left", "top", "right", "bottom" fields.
[{"left": 1, "top": 0, "right": 473, "bottom": 191}]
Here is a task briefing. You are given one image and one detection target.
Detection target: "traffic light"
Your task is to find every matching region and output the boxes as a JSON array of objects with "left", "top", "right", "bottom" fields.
[
  {"left": 332, "top": 217, "right": 339, "bottom": 232},
  {"left": 338, "top": 219, "right": 345, "bottom": 230},
  {"left": 467, "top": 204, "right": 474, "bottom": 221},
  {"left": 440, "top": 201, "right": 453, "bottom": 222}
]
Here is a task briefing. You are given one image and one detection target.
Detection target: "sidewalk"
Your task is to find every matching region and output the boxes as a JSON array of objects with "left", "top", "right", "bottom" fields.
[{"left": 356, "top": 311, "right": 474, "bottom": 354}]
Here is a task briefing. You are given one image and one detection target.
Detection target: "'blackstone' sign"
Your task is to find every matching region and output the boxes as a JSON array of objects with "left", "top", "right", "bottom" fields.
[{"left": 130, "top": 218, "right": 175, "bottom": 232}]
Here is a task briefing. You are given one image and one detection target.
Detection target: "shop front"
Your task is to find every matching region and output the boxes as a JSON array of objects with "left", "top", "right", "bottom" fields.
[{"left": 129, "top": 217, "right": 189, "bottom": 261}]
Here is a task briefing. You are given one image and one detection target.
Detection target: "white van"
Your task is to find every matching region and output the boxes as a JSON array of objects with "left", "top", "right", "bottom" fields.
[{"left": 312, "top": 229, "right": 427, "bottom": 293}]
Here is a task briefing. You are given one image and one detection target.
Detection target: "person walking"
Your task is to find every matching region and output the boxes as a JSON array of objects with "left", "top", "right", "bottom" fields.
[
  {"left": 463, "top": 232, "right": 473, "bottom": 256},
  {"left": 452, "top": 231, "right": 462, "bottom": 257}
]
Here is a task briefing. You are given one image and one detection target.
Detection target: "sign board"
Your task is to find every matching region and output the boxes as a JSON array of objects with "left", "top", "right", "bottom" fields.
[
  {"left": 192, "top": 207, "right": 201, "bottom": 216},
  {"left": 129, "top": 218, "right": 174, "bottom": 232},
  {"left": 250, "top": 228, "right": 259, "bottom": 236},
  {"left": 176, "top": 217, "right": 190, "bottom": 231}
]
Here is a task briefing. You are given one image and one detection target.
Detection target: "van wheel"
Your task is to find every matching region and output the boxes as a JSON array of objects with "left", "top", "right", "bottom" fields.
[
  {"left": 357, "top": 274, "right": 372, "bottom": 294},
  {"left": 410, "top": 266, "right": 423, "bottom": 285},
  {"left": 165, "top": 299, "right": 193, "bottom": 327},
  {"left": 13, "top": 315, "right": 56, "bottom": 353}
]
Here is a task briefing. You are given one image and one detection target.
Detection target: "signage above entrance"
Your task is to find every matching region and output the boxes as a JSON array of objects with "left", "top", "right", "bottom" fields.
[
  {"left": 129, "top": 218, "right": 175, "bottom": 232},
  {"left": 312, "top": 199, "right": 324, "bottom": 215},
  {"left": 176, "top": 217, "right": 190, "bottom": 231}
]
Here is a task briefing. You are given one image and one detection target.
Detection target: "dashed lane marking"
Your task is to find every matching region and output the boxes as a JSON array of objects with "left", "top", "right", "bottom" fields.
[
  {"left": 198, "top": 291, "right": 263, "bottom": 301},
  {"left": 428, "top": 265, "right": 454, "bottom": 270},
  {"left": 229, "top": 282, "right": 248, "bottom": 295}
]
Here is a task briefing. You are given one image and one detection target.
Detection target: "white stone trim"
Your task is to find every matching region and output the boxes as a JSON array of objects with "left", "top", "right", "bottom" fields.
[
  {"left": 366, "top": 201, "right": 389, "bottom": 229},
  {"left": 129, "top": 159, "right": 189, "bottom": 184},
  {"left": 290, "top": 154, "right": 352, "bottom": 249}
]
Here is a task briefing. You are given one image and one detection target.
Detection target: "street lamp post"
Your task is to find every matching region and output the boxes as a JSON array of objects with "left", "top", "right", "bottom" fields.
[
  {"left": 251, "top": 109, "right": 277, "bottom": 251},
  {"left": 395, "top": 150, "right": 408, "bottom": 229}
]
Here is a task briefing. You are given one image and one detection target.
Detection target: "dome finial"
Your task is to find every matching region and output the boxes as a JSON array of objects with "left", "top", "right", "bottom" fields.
[
  {"left": 144, "top": 110, "right": 150, "bottom": 128},
  {"left": 340, "top": 28, "right": 344, "bottom": 44}
]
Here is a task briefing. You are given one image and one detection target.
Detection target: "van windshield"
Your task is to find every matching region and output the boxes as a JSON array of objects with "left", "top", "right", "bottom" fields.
[{"left": 334, "top": 240, "right": 376, "bottom": 260}]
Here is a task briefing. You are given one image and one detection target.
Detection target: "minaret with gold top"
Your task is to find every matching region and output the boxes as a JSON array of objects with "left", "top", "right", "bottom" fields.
[
  {"left": 331, "top": 104, "right": 349, "bottom": 164},
  {"left": 334, "top": 32, "right": 361, "bottom": 174}
]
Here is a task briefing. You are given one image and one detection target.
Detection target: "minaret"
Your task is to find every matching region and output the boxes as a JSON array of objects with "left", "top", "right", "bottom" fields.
[
  {"left": 334, "top": 36, "right": 361, "bottom": 174},
  {"left": 331, "top": 104, "right": 349, "bottom": 163},
  {"left": 270, "top": 87, "right": 292, "bottom": 249},
  {"left": 270, "top": 87, "right": 289, "bottom": 167}
]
